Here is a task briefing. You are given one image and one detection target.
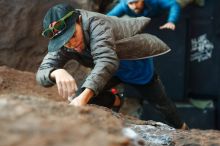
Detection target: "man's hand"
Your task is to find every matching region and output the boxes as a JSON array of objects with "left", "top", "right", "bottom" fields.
[
  {"left": 50, "top": 69, "right": 78, "bottom": 100},
  {"left": 159, "top": 22, "right": 176, "bottom": 30},
  {"left": 69, "top": 88, "right": 94, "bottom": 106}
]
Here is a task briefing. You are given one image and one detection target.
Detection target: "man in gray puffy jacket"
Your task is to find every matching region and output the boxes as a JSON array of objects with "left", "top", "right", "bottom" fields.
[{"left": 37, "top": 3, "right": 188, "bottom": 129}]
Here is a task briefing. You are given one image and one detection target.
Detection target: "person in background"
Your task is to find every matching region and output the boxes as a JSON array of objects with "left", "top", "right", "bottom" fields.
[
  {"left": 107, "top": 0, "right": 186, "bottom": 127},
  {"left": 36, "top": 3, "right": 188, "bottom": 129},
  {"left": 107, "top": 0, "right": 181, "bottom": 31}
]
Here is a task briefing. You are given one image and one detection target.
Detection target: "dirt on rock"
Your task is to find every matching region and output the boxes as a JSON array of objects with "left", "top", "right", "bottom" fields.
[
  {"left": 1, "top": 0, "right": 220, "bottom": 145},
  {"left": 1, "top": 66, "right": 220, "bottom": 146},
  {"left": 0, "top": 66, "right": 129, "bottom": 146},
  {"left": 0, "top": 95, "right": 129, "bottom": 146},
  {"left": 0, "top": 66, "right": 61, "bottom": 101}
]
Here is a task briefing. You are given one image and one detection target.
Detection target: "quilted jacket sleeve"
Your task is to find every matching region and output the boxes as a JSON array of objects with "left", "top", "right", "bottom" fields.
[
  {"left": 107, "top": 2, "right": 125, "bottom": 17},
  {"left": 36, "top": 49, "right": 71, "bottom": 87},
  {"left": 81, "top": 17, "right": 119, "bottom": 96}
]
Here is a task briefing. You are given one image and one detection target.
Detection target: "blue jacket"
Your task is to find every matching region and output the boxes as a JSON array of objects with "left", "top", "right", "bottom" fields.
[
  {"left": 107, "top": 0, "right": 181, "bottom": 23},
  {"left": 107, "top": 0, "right": 179, "bottom": 85},
  {"left": 115, "top": 59, "right": 154, "bottom": 85}
]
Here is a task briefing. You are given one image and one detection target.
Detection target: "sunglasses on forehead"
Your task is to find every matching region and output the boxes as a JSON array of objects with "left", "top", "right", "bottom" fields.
[{"left": 42, "top": 11, "right": 74, "bottom": 39}]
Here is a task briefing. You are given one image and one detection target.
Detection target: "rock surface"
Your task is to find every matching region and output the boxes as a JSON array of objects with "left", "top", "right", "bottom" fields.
[
  {"left": 1, "top": 0, "right": 220, "bottom": 145},
  {"left": 0, "top": 66, "right": 220, "bottom": 146}
]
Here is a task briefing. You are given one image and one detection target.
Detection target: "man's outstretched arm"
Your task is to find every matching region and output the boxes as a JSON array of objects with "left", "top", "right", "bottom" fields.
[
  {"left": 159, "top": 0, "right": 181, "bottom": 30},
  {"left": 107, "top": 3, "right": 125, "bottom": 16}
]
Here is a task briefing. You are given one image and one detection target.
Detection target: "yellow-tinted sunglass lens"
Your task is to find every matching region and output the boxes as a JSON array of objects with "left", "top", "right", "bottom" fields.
[
  {"left": 54, "top": 20, "right": 66, "bottom": 31},
  {"left": 43, "top": 29, "right": 54, "bottom": 38}
]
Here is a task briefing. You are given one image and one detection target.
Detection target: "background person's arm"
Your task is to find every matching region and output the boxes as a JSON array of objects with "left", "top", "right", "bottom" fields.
[
  {"left": 158, "top": 0, "right": 181, "bottom": 30},
  {"left": 107, "top": 2, "right": 125, "bottom": 16}
]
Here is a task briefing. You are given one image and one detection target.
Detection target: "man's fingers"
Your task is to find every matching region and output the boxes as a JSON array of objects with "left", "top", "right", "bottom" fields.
[
  {"left": 67, "top": 82, "right": 77, "bottom": 102},
  {"left": 159, "top": 25, "right": 165, "bottom": 29},
  {"left": 160, "top": 23, "right": 175, "bottom": 30},
  {"left": 171, "top": 25, "right": 175, "bottom": 30},
  {"left": 69, "top": 99, "right": 79, "bottom": 106},
  {"left": 62, "top": 81, "right": 69, "bottom": 99},
  {"left": 57, "top": 80, "right": 69, "bottom": 99},
  {"left": 52, "top": 69, "right": 78, "bottom": 100},
  {"left": 56, "top": 80, "right": 64, "bottom": 98},
  {"left": 67, "top": 79, "right": 75, "bottom": 98},
  {"left": 74, "top": 82, "right": 78, "bottom": 92},
  {"left": 159, "top": 25, "right": 174, "bottom": 30}
]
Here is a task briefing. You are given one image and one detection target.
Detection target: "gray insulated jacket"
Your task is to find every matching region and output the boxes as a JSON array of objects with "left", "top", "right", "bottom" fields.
[{"left": 36, "top": 9, "right": 170, "bottom": 96}]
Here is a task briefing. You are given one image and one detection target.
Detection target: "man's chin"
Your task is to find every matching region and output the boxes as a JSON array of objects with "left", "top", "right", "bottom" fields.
[{"left": 133, "top": 10, "right": 142, "bottom": 14}]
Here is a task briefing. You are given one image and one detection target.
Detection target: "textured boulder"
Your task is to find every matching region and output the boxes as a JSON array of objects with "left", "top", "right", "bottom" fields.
[
  {"left": 0, "top": 66, "right": 220, "bottom": 146},
  {"left": 1, "top": 0, "right": 220, "bottom": 145}
]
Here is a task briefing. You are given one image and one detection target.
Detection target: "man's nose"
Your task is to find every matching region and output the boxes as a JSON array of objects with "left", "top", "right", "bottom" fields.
[{"left": 131, "top": 4, "right": 138, "bottom": 9}]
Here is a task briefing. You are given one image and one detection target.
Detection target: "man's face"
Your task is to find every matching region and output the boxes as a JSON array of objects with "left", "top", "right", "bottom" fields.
[
  {"left": 64, "top": 18, "right": 85, "bottom": 53},
  {"left": 128, "top": 0, "right": 145, "bottom": 14}
]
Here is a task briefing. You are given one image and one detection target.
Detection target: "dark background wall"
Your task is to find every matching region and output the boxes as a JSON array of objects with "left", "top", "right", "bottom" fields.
[{"left": 140, "top": 0, "right": 220, "bottom": 130}]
